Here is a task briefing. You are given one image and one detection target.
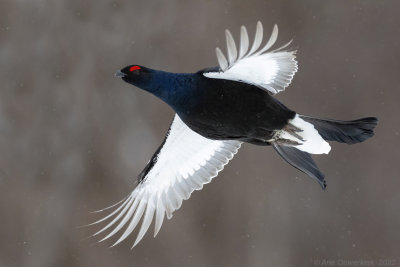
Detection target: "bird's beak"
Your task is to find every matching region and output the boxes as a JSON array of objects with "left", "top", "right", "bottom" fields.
[{"left": 115, "top": 70, "right": 127, "bottom": 78}]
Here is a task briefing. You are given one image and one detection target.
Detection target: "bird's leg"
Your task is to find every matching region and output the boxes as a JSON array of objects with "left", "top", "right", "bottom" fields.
[
  {"left": 285, "top": 123, "right": 302, "bottom": 133},
  {"left": 269, "top": 123, "right": 304, "bottom": 146},
  {"left": 273, "top": 138, "right": 302, "bottom": 146},
  {"left": 283, "top": 123, "right": 305, "bottom": 142}
]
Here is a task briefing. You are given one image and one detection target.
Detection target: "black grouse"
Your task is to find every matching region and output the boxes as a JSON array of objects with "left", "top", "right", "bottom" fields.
[{"left": 91, "top": 22, "right": 377, "bottom": 248}]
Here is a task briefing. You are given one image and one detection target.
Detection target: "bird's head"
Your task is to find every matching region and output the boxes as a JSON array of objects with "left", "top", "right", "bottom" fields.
[
  {"left": 115, "top": 65, "right": 184, "bottom": 107},
  {"left": 115, "top": 65, "right": 155, "bottom": 90}
]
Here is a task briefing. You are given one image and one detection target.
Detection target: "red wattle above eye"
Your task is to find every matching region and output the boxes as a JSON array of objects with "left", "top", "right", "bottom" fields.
[{"left": 129, "top": 66, "right": 141, "bottom": 72}]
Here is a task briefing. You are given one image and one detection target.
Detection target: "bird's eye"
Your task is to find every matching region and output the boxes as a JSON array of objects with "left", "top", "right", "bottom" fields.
[{"left": 129, "top": 66, "right": 141, "bottom": 72}]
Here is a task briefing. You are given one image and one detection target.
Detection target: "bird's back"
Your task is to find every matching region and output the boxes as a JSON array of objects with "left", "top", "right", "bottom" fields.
[{"left": 175, "top": 73, "right": 296, "bottom": 141}]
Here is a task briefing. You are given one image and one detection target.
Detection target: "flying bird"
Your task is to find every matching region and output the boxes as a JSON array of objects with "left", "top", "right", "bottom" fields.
[{"left": 91, "top": 22, "right": 377, "bottom": 248}]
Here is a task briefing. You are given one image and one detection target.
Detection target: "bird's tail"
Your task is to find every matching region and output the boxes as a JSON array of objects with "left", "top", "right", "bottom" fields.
[
  {"left": 273, "top": 144, "right": 327, "bottom": 189},
  {"left": 299, "top": 115, "right": 378, "bottom": 144},
  {"left": 273, "top": 115, "right": 378, "bottom": 189}
]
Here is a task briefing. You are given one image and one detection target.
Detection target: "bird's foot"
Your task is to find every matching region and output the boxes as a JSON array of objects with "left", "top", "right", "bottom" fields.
[
  {"left": 283, "top": 123, "right": 305, "bottom": 142},
  {"left": 273, "top": 138, "right": 302, "bottom": 146}
]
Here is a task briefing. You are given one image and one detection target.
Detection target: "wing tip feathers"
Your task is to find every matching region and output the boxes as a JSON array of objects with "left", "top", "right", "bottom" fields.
[
  {"left": 216, "top": 21, "right": 295, "bottom": 71},
  {"left": 88, "top": 117, "right": 242, "bottom": 249}
]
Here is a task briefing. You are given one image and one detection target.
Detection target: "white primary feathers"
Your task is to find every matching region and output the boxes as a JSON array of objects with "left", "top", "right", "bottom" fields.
[
  {"left": 204, "top": 21, "right": 298, "bottom": 95},
  {"left": 90, "top": 115, "right": 242, "bottom": 248}
]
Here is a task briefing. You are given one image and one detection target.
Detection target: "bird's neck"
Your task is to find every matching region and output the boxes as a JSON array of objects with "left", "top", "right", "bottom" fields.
[{"left": 139, "top": 70, "right": 196, "bottom": 110}]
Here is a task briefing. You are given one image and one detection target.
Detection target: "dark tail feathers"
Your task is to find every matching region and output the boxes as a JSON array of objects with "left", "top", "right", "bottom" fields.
[
  {"left": 274, "top": 116, "right": 377, "bottom": 189},
  {"left": 273, "top": 144, "right": 327, "bottom": 189},
  {"left": 300, "top": 116, "right": 378, "bottom": 144}
]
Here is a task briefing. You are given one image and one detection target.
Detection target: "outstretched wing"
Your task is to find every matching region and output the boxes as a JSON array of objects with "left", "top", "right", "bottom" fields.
[
  {"left": 90, "top": 114, "right": 242, "bottom": 248},
  {"left": 203, "top": 21, "right": 298, "bottom": 95}
]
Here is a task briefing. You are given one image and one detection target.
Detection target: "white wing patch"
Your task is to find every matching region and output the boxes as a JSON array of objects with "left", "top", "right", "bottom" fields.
[
  {"left": 90, "top": 114, "right": 242, "bottom": 248},
  {"left": 204, "top": 21, "right": 298, "bottom": 95}
]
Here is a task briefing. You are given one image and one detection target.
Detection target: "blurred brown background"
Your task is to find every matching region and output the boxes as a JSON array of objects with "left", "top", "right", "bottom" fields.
[{"left": 1, "top": 0, "right": 399, "bottom": 266}]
